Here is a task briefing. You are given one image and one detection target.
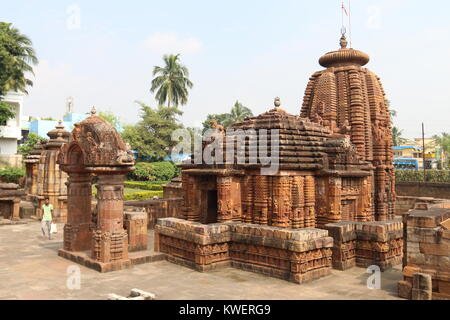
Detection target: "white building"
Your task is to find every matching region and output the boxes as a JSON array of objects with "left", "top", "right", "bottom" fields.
[{"left": 0, "top": 91, "right": 24, "bottom": 167}]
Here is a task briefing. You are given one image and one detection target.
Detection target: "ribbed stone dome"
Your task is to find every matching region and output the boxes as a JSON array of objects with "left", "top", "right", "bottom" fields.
[{"left": 319, "top": 34, "right": 369, "bottom": 68}]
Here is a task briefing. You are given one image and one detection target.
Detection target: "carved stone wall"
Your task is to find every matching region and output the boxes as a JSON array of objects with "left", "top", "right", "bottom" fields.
[
  {"left": 398, "top": 204, "right": 450, "bottom": 300},
  {"left": 324, "top": 219, "right": 403, "bottom": 271},
  {"left": 155, "top": 218, "right": 333, "bottom": 283}
]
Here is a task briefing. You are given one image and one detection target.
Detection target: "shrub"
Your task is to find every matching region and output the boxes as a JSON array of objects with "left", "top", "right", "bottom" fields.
[
  {"left": 124, "top": 181, "right": 163, "bottom": 191},
  {"left": 18, "top": 133, "right": 45, "bottom": 157},
  {"left": 0, "top": 167, "right": 25, "bottom": 184},
  {"left": 149, "top": 161, "right": 177, "bottom": 181},
  {"left": 124, "top": 191, "right": 163, "bottom": 201},
  {"left": 129, "top": 162, "right": 155, "bottom": 181},
  {"left": 395, "top": 169, "right": 450, "bottom": 183},
  {"left": 128, "top": 161, "right": 178, "bottom": 182}
]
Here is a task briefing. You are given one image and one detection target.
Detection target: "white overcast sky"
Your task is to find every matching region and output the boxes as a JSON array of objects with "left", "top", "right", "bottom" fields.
[{"left": 2, "top": 0, "right": 450, "bottom": 139}]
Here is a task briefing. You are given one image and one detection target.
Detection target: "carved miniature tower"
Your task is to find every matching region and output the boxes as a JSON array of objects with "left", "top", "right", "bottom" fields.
[
  {"left": 57, "top": 108, "right": 135, "bottom": 271},
  {"left": 300, "top": 33, "right": 395, "bottom": 221},
  {"left": 35, "top": 121, "right": 70, "bottom": 222},
  {"left": 24, "top": 139, "right": 46, "bottom": 197}
]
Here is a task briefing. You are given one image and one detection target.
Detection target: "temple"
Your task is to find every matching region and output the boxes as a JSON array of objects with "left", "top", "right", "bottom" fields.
[
  {"left": 24, "top": 121, "right": 70, "bottom": 222},
  {"left": 154, "top": 34, "right": 403, "bottom": 282}
]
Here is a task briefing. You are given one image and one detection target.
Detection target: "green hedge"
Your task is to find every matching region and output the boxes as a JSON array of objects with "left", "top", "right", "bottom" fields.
[
  {"left": 395, "top": 169, "right": 450, "bottom": 183},
  {"left": 124, "top": 181, "right": 164, "bottom": 191},
  {"left": 124, "top": 191, "right": 163, "bottom": 201},
  {"left": 0, "top": 167, "right": 25, "bottom": 184},
  {"left": 129, "top": 161, "right": 178, "bottom": 182}
]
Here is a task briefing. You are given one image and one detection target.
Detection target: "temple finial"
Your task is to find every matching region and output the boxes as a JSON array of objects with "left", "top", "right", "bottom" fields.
[
  {"left": 274, "top": 97, "right": 281, "bottom": 108},
  {"left": 340, "top": 33, "right": 348, "bottom": 49}
]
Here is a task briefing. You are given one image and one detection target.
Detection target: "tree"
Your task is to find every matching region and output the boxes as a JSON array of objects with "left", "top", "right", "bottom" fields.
[
  {"left": 222, "top": 101, "right": 253, "bottom": 127},
  {"left": 386, "top": 100, "right": 407, "bottom": 146},
  {"left": 392, "top": 127, "right": 406, "bottom": 146},
  {"left": 150, "top": 54, "right": 193, "bottom": 108},
  {"left": 202, "top": 101, "right": 254, "bottom": 131},
  {"left": 99, "top": 110, "right": 121, "bottom": 129},
  {"left": 0, "top": 102, "right": 15, "bottom": 126},
  {"left": 121, "top": 102, "right": 183, "bottom": 161},
  {"left": 0, "top": 22, "right": 38, "bottom": 124},
  {"left": 18, "top": 132, "right": 45, "bottom": 157},
  {"left": 202, "top": 113, "right": 230, "bottom": 132},
  {"left": 433, "top": 133, "right": 450, "bottom": 168}
]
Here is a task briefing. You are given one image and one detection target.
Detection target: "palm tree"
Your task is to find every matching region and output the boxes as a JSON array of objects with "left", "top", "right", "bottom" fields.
[
  {"left": 150, "top": 54, "right": 193, "bottom": 108},
  {"left": 0, "top": 22, "right": 38, "bottom": 95},
  {"left": 223, "top": 101, "right": 253, "bottom": 127},
  {"left": 433, "top": 133, "right": 450, "bottom": 168},
  {"left": 392, "top": 127, "right": 406, "bottom": 146}
]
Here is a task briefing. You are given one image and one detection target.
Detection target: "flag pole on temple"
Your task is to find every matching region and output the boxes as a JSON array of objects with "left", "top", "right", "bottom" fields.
[
  {"left": 348, "top": 0, "right": 352, "bottom": 47},
  {"left": 341, "top": 1, "right": 351, "bottom": 47},
  {"left": 422, "top": 123, "right": 426, "bottom": 182}
]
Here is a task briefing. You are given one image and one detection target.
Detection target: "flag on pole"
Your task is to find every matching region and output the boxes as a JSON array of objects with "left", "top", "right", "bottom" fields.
[{"left": 342, "top": 2, "right": 348, "bottom": 16}]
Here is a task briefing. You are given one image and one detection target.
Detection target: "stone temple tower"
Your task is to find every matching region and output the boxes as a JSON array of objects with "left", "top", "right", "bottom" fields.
[{"left": 300, "top": 34, "right": 395, "bottom": 221}]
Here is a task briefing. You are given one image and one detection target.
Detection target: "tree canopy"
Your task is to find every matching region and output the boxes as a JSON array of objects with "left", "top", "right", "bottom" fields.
[
  {"left": 150, "top": 54, "right": 193, "bottom": 108},
  {"left": 0, "top": 22, "right": 38, "bottom": 125},
  {"left": 202, "top": 100, "right": 253, "bottom": 131},
  {"left": 99, "top": 110, "right": 121, "bottom": 129},
  {"left": 433, "top": 133, "right": 450, "bottom": 168},
  {"left": 121, "top": 102, "right": 183, "bottom": 161},
  {"left": 18, "top": 132, "right": 45, "bottom": 157}
]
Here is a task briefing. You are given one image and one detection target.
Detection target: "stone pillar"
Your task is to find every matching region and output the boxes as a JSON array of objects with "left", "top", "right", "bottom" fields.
[
  {"left": 183, "top": 174, "right": 200, "bottom": 222},
  {"left": 124, "top": 211, "right": 148, "bottom": 252},
  {"left": 272, "top": 176, "right": 290, "bottom": 228},
  {"left": 64, "top": 172, "right": 92, "bottom": 252},
  {"left": 304, "top": 176, "right": 316, "bottom": 228},
  {"left": 291, "top": 176, "right": 305, "bottom": 229},
  {"left": 242, "top": 175, "right": 254, "bottom": 224},
  {"left": 11, "top": 199, "right": 20, "bottom": 221},
  {"left": 328, "top": 176, "right": 341, "bottom": 224},
  {"left": 374, "top": 167, "right": 388, "bottom": 221},
  {"left": 92, "top": 174, "right": 128, "bottom": 263},
  {"left": 254, "top": 176, "right": 269, "bottom": 225},
  {"left": 217, "top": 176, "right": 233, "bottom": 223}
]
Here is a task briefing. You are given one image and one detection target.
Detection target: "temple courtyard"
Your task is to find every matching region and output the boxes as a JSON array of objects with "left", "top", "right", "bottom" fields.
[{"left": 0, "top": 221, "right": 402, "bottom": 300}]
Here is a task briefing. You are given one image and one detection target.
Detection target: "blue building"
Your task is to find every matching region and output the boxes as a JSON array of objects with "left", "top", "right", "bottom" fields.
[{"left": 26, "top": 112, "right": 122, "bottom": 138}]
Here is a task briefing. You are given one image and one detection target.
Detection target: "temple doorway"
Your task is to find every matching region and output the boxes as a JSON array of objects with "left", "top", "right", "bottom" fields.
[{"left": 205, "top": 190, "right": 218, "bottom": 224}]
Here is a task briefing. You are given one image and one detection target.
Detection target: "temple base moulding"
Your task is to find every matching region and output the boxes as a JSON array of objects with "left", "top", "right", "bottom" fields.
[{"left": 58, "top": 249, "right": 165, "bottom": 273}]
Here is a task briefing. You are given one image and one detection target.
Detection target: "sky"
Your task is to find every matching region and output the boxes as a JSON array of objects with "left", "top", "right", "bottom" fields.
[{"left": 2, "top": 0, "right": 450, "bottom": 139}]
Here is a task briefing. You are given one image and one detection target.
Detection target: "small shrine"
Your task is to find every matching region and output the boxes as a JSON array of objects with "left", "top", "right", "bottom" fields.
[
  {"left": 57, "top": 108, "right": 139, "bottom": 271},
  {"left": 24, "top": 121, "right": 70, "bottom": 222}
]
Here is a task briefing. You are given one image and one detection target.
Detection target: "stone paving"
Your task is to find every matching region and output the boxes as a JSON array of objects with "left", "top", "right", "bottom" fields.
[{"left": 0, "top": 222, "right": 403, "bottom": 300}]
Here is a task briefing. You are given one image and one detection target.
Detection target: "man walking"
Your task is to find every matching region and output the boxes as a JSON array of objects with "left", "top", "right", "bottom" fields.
[{"left": 41, "top": 198, "right": 53, "bottom": 240}]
